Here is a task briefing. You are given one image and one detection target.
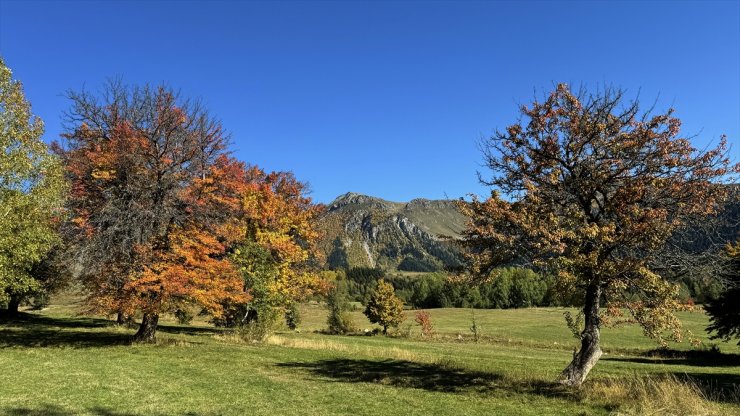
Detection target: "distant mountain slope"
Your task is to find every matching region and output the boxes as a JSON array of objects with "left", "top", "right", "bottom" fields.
[{"left": 317, "top": 193, "right": 467, "bottom": 271}]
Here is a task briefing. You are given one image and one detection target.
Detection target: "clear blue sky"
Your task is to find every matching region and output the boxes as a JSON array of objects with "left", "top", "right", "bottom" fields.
[{"left": 1, "top": 0, "right": 738, "bottom": 203}]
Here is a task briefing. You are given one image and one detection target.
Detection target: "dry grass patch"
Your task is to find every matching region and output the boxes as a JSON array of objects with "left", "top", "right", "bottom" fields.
[
  {"left": 585, "top": 374, "right": 722, "bottom": 416},
  {"left": 263, "top": 334, "right": 432, "bottom": 363}
]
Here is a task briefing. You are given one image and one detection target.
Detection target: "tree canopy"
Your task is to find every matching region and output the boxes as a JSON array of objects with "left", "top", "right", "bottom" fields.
[
  {"left": 364, "top": 279, "right": 405, "bottom": 334},
  {"left": 459, "top": 84, "right": 737, "bottom": 387},
  {"left": 0, "top": 58, "right": 66, "bottom": 316},
  {"left": 55, "top": 82, "right": 249, "bottom": 342}
]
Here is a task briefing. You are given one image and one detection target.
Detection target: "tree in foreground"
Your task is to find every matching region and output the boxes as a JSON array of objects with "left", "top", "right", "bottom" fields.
[
  {"left": 0, "top": 58, "right": 66, "bottom": 316},
  {"left": 705, "top": 241, "right": 740, "bottom": 344},
  {"left": 56, "top": 82, "right": 248, "bottom": 342},
  {"left": 459, "top": 84, "right": 736, "bottom": 387},
  {"left": 364, "top": 279, "right": 405, "bottom": 334}
]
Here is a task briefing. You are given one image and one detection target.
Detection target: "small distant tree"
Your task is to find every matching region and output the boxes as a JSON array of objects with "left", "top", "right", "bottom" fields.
[
  {"left": 705, "top": 242, "right": 740, "bottom": 344},
  {"left": 326, "top": 281, "right": 354, "bottom": 334},
  {"left": 414, "top": 310, "right": 435, "bottom": 338},
  {"left": 469, "top": 309, "right": 481, "bottom": 342},
  {"left": 0, "top": 58, "right": 66, "bottom": 317},
  {"left": 364, "top": 279, "right": 405, "bottom": 334},
  {"left": 459, "top": 84, "right": 736, "bottom": 387}
]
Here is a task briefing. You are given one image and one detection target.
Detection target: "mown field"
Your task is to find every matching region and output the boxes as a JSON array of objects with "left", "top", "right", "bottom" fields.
[{"left": 1, "top": 295, "right": 738, "bottom": 416}]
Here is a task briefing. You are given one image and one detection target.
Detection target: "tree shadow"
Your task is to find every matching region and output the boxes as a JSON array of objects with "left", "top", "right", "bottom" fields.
[
  {"left": 1, "top": 313, "right": 115, "bottom": 329},
  {"left": 678, "top": 372, "right": 740, "bottom": 404},
  {"left": 3, "top": 404, "right": 140, "bottom": 416},
  {"left": 277, "top": 358, "right": 573, "bottom": 398},
  {"left": 603, "top": 349, "right": 740, "bottom": 368},
  {"left": 0, "top": 313, "right": 130, "bottom": 348},
  {"left": 156, "top": 323, "right": 223, "bottom": 337},
  {"left": 0, "top": 313, "right": 224, "bottom": 348},
  {"left": 4, "top": 405, "right": 204, "bottom": 416}
]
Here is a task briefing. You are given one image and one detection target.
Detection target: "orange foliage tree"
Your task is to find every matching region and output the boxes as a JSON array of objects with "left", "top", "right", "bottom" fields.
[
  {"left": 56, "top": 82, "right": 248, "bottom": 342},
  {"left": 459, "top": 84, "right": 737, "bottom": 386},
  {"left": 218, "top": 165, "right": 327, "bottom": 327}
]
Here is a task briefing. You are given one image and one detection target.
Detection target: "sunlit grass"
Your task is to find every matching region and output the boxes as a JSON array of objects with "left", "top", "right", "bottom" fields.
[{"left": 1, "top": 297, "right": 738, "bottom": 415}]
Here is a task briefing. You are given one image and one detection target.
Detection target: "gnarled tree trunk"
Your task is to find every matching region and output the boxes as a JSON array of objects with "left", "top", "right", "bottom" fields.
[
  {"left": 133, "top": 313, "right": 159, "bottom": 343},
  {"left": 560, "top": 281, "right": 602, "bottom": 387}
]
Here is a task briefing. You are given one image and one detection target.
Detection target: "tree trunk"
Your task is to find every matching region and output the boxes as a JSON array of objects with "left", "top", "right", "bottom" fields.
[
  {"left": 560, "top": 281, "right": 602, "bottom": 387},
  {"left": 6, "top": 295, "right": 21, "bottom": 317},
  {"left": 133, "top": 313, "right": 159, "bottom": 343},
  {"left": 116, "top": 311, "right": 131, "bottom": 325}
]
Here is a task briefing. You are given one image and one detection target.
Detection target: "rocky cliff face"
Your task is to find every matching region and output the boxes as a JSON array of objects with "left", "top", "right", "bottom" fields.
[{"left": 318, "top": 193, "right": 466, "bottom": 271}]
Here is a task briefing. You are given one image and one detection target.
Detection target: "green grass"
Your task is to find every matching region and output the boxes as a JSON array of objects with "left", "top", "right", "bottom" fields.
[{"left": 1, "top": 298, "right": 738, "bottom": 416}]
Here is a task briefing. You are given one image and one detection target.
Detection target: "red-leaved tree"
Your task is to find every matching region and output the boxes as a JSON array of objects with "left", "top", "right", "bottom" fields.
[{"left": 56, "top": 82, "right": 249, "bottom": 342}]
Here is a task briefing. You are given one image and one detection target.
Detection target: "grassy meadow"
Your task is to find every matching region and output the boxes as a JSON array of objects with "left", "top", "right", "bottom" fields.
[{"left": 1, "top": 294, "right": 738, "bottom": 416}]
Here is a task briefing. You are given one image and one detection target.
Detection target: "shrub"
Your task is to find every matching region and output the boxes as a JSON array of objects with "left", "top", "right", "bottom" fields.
[
  {"left": 470, "top": 309, "right": 481, "bottom": 342},
  {"left": 284, "top": 303, "right": 301, "bottom": 331},
  {"left": 234, "top": 307, "right": 280, "bottom": 343},
  {"left": 414, "top": 310, "right": 435, "bottom": 338},
  {"left": 174, "top": 308, "right": 194, "bottom": 325}
]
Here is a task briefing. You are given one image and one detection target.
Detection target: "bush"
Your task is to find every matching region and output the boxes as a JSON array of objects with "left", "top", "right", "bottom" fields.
[
  {"left": 234, "top": 307, "right": 280, "bottom": 343},
  {"left": 174, "top": 308, "right": 194, "bottom": 325},
  {"left": 470, "top": 309, "right": 481, "bottom": 342},
  {"left": 30, "top": 293, "right": 50, "bottom": 310},
  {"left": 414, "top": 310, "right": 435, "bottom": 338},
  {"left": 284, "top": 303, "right": 301, "bottom": 331}
]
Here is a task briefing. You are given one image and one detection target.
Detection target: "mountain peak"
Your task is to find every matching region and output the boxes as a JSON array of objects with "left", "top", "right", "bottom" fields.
[
  {"left": 318, "top": 192, "right": 467, "bottom": 271},
  {"left": 329, "top": 192, "right": 395, "bottom": 211}
]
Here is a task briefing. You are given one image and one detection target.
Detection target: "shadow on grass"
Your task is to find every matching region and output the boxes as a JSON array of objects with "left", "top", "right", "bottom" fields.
[
  {"left": 4, "top": 405, "right": 205, "bottom": 416},
  {"left": 0, "top": 313, "right": 223, "bottom": 348},
  {"left": 603, "top": 349, "right": 740, "bottom": 368},
  {"left": 679, "top": 372, "right": 740, "bottom": 403},
  {"left": 0, "top": 313, "right": 130, "bottom": 348},
  {"left": 277, "top": 358, "right": 573, "bottom": 398},
  {"left": 4, "top": 405, "right": 136, "bottom": 416},
  {"left": 156, "top": 323, "right": 223, "bottom": 337}
]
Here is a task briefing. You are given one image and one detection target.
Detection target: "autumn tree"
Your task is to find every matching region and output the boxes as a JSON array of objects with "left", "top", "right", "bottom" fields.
[
  {"left": 221, "top": 166, "right": 326, "bottom": 327},
  {"left": 0, "top": 58, "right": 66, "bottom": 317},
  {"left": 705, "top": 241, "right": 740, "bottom": 344},
  {"left": 364, "top": 279, "right": 405, "bottom": 334},
  {"left": 459, "top": 84, "right": 736, "bottom": 387},
  {"left": 56, "top": 81, "right": 248, "bottom": 342}
]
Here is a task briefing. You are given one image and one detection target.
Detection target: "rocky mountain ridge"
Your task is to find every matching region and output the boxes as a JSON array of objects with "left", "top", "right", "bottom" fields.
[{"left": 317, "top": 193, "right": 467, "bottom": 271}]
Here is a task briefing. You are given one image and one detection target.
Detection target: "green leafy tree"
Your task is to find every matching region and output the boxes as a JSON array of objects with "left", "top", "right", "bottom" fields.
[
  {"left": 0, "top": 58, "right": 66, "bottom": 316},
  {"left": 364, "top": 279, "right": 405, "bottom": 334},
  {"left": 326, "top": 280, "right": 354, "bottom": 334}
]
